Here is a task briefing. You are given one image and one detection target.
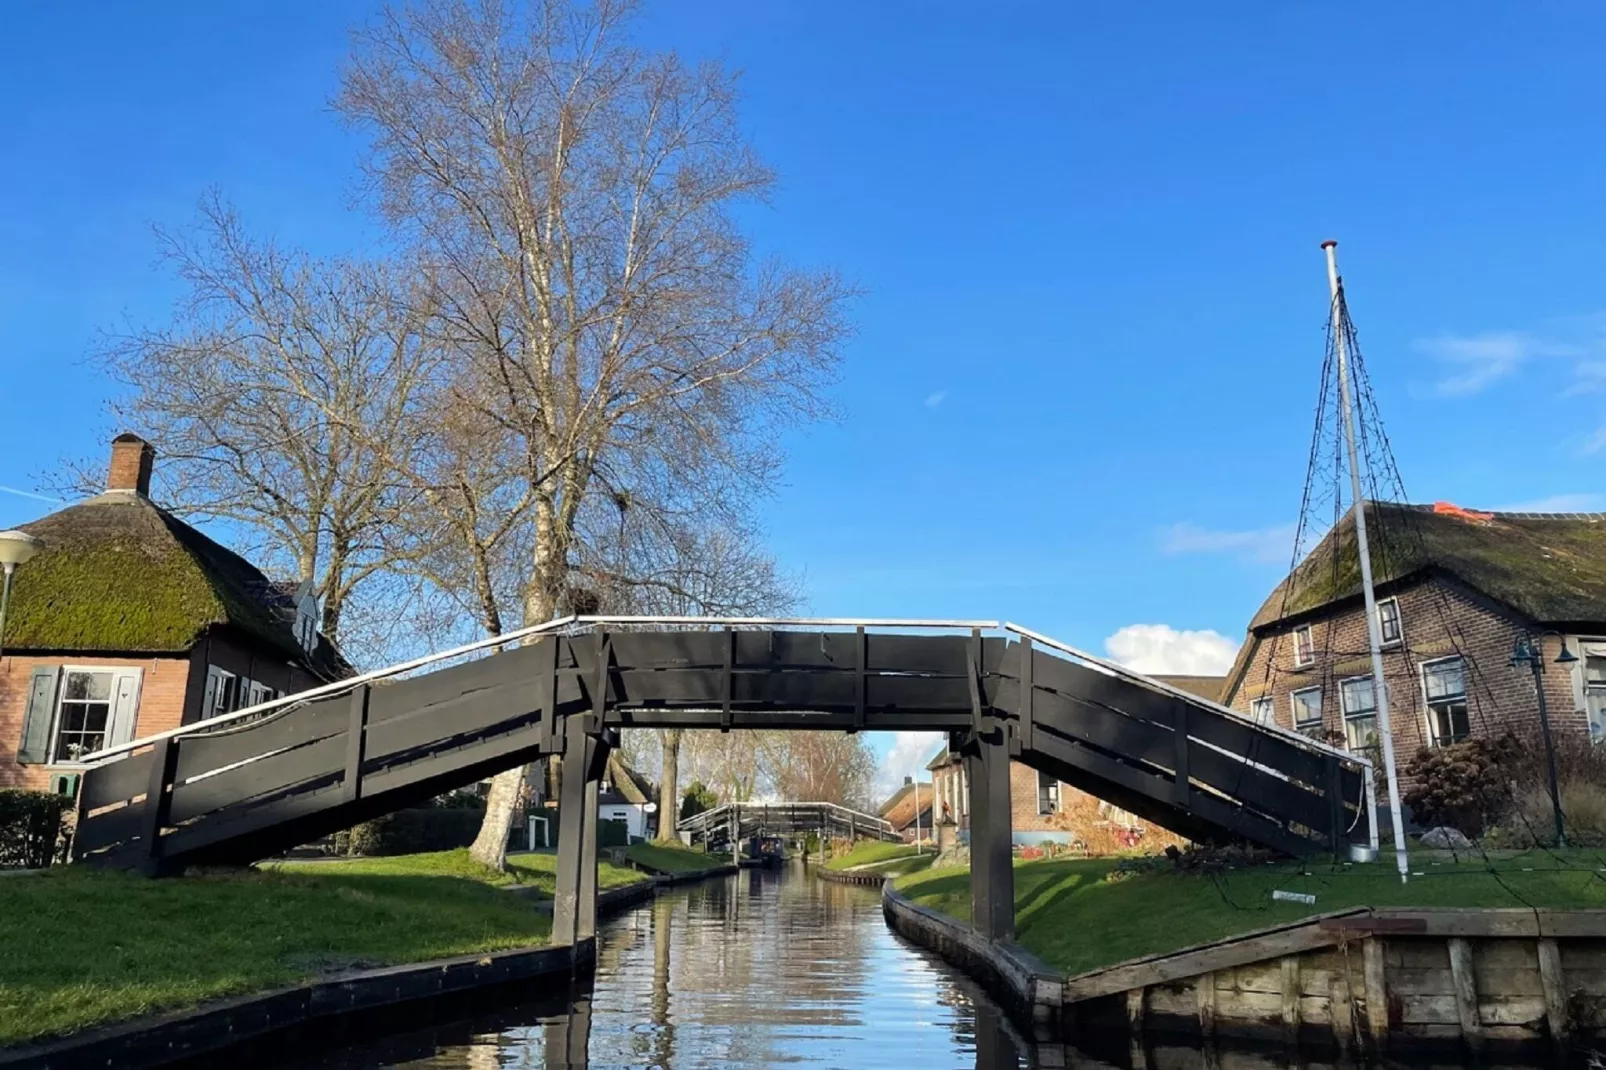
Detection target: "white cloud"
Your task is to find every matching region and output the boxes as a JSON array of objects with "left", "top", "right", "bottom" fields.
[
  {"left": 1413, "top": 331, "right": 1577, "bottom": 396},
  {"left": 924, "top": 390, "right": 947, "bottom": 408},
  {"left": 1103, "top": 624, "right": 1241, "bottom": 676},
  {"left": 1159, "top": 522, "right": 1296, "bottom": 565},
  {"left": 871, "top": 730, "right": 944, "bottom": 801},
  {"left": 1493, "top": 493, "right": 1605, "bottom": 513}
]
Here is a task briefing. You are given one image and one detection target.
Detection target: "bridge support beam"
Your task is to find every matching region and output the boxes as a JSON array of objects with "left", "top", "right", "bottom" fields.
[
  {"left": 553, "top": 721, "right": 612, "bottom": 948},
  {"left": 963, "top": 721, "right": 1016, "bottom": 941}
]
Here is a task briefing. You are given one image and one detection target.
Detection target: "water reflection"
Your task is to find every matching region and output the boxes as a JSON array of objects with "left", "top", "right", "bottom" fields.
[{"left": 266, "top": 864, "right": 1583, "bottom": 1069}]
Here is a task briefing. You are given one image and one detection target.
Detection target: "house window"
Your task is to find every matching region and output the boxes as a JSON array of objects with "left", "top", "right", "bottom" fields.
[
  {"left": 1340, "top": 676, "right": 1379, "bottom": 752},
  {"left": 1291, "top": 687, "right": 1323, "bottom": 732},
  {"left": 1579, "top": 642, "right": 1606, "bottom": 743},
  {"left": 1250, "top": 697, "right": 1275, "bottom": 725},
  {"left": 1422, "top": 657, "right": 1470, "bottom": 746},
  {"left": 52, "top": 671, "right": 114, "bottom": 762},
  {"left": 247, "top": 681, "right": 280, "bottom": 708},
  {"left": 1293, "top": 625, "right": 1315, "bottom": 667},
  {"left": 1036, "top": 771, "right": 1060, "bottom": 815},
  {"left": 1377, "top": 598, "right": 1402, "bottom": 646},
  {"left": 203, "top": 666, "right": 262, "bottom": 718}
]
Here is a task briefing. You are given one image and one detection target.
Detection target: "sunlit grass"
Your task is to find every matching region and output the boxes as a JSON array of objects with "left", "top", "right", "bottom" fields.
[
  {"left": 825, "top": 841, "right": 920, "bottom": 871},
  {"left": 894, "top": 849, "right": 1606, "bottom": 977},
  {"left": 625, "top": 841, "right": 721, "bottom": 874}
]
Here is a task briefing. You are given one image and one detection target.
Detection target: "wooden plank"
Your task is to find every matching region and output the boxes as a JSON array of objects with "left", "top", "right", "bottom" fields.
[
  {"left": 1447, "top": 937, "right": 1482, "bottom": 1048},
  {"left": 73, "top": 800, "right": 145, "bottom": 855},
  {"left": 1063, "top": 911, "right": 1369, "bottom": 1002},
  {"left": 1476, "top": 994, "right": 1546, "bottom": 1027},
  {"left": 167, "top": 734, "right": 346, "bottom": 824},
  {"left": 1537, "top": 937, "right": 1569, "bottom": 1044},
  {"left": 605, "top": 707, "right": 975, "bottom": 731},
  {"left": 343, "top": 684, "right": 369, "bottom": 803},
  {"left": 1396, "top": 993, "right": 1459, "bottom": 1026},
  {"left": 1197, "top": 972, "right": 1216, "bottom": 1037},
  {"left": 1362, "top": 938, "right": 1389, "bottom": 1041},
  {"left": 141, "top": 736, "right": 178, "bottom": 869},
  {"left": 1280, "top": 956, "right": 1301, "bottom": 1040},
  {"left": 1329, "top": 951, "right": 1358, "bottom": 1053},
  {"left": 363, "top": 680, "right": 536, "bottom": 760},
  {"left": 1336, "top": 909, "right": 1606, "bottom": 940},
  {"left": 1387, "top": 967, "right": 1457, "bottom": 996},
  {"left": 172, "top": 699, "right": 347, "bottom": 783},
  {"left": 1295, "top": 994, "right": 1332, "bottom": 1027},
  {"left": 80, "top": 749, "right": 156, "bottom": 811}
]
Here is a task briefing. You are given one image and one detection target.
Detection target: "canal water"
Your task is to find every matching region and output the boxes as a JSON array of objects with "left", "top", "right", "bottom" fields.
[{"left": 273, "top": 863, "right": 1577, "bottom": 1069}]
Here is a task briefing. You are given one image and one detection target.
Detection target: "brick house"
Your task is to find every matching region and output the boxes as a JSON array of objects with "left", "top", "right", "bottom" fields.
[
  {"left": 0, "top": 435, "right": 349, "bottom": 793},
  {"left": 923, "top": 675, "right": 1217, "bottom": 852},
  {"left": 1220, "top": 501, "right": 1606, "bottom": 790}
]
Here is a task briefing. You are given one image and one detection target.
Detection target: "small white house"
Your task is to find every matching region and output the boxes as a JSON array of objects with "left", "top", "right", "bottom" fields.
[{"left": 597, "top": 752, "right": 655, "bottom": 841}]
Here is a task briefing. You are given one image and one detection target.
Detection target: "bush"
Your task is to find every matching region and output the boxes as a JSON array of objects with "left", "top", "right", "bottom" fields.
[
  {"left": 0, "top": 790, "right": 72, "bottom": 869},
  {"left": 334, "top": 807, "right": 486, "bottom": 857},
  {"left": 1402, "top": 736, "right": 1518, "bottom": 837},
  {"left": 679, "top": 781, "right": 718, "bottom": 822}
]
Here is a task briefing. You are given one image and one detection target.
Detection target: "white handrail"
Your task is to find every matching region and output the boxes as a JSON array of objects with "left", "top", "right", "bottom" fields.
[
  {"left": 79, "top": 615, "right": 581, "bottom": 766},
  {"left": 576, "top": 615, "right": 1000, "bottom": 629},
  {"left": 1003, "top": 621, "right": 1371, "bottom": 770}
]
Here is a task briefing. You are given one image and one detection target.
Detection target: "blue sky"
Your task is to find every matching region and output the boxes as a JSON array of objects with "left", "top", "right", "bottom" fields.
[{"left": 4, "top": 3, "right": 1605, "bottom": 792}]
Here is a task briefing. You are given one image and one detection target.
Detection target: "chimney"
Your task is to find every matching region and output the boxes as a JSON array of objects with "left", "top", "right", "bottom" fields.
[
  {"left": 107, "top": 434, "right": 155, "bottom": 496},
  {"left": 903, "top": 775, "right": 913, "bottom": 787}
]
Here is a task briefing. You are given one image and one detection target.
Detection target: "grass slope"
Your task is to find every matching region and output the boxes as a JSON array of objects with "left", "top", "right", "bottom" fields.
[
  {"left": 625, "top": 842, "right": 721, "bottom": 874},
  {"left": 0, "top": 852, "right": 559, "bottom": 1047},
  {"left": 824, "top": 841, "right": 920, "bottom": 871},
  {"left": 895, "top": 850, "right": 1606, "bottom": 978},
  {"left": 272, "top": 848, "right": 650, "bottom": 895}
]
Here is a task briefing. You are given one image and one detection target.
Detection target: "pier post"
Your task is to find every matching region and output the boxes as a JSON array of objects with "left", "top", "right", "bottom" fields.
[
  {"left": 962, "top": 720, "right": 1016, "bottom": 941},
  {"left": 553, "top": 721, "right": 611, "bottom": 947}
]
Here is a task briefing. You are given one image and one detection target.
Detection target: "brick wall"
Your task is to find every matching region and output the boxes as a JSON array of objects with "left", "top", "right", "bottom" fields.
[
  {"left": 0, "top": 653, "right": 191, "bottom": 791},
  {"left": 1226, "top": 577, "right": 1591, "bottom": 792}
]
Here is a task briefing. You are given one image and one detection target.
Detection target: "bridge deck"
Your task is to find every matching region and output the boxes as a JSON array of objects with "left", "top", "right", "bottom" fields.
[
  {"left": 679, "top": 801, "right": 902, "bottom": 848},
  {"left": 68, "top": 619, "right": 1373, "bottom": 874}
]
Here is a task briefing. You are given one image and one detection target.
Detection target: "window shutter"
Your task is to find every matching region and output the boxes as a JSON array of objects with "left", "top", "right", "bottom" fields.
[
  {"left": 17, "top": 666, "right": 59, "bottom": 765},
  {"left": 108, "top": 669, "right": 143, "bottom": 748}
]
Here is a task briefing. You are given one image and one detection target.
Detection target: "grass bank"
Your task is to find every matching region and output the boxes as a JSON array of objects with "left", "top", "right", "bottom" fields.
[
  {"left": 271, "top": 847, "right": 650, "bottom": 896},
  {"left": 824, "top": 841, "right": 920, "bottom": 871},
  {"left": 894, "top": 850, "right": 1606, "bottom": 978},
  {"left": 0, "top": 850, "right": 569, "bottom": 1047},
  {"left": 624, "top": 841, "right": 722, "bottom": 874}
]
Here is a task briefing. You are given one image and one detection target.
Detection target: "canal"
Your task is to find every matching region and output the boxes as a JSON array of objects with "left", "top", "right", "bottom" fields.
[{"left": 269, "top": 864, "right": 1576, "bottom": 1069}]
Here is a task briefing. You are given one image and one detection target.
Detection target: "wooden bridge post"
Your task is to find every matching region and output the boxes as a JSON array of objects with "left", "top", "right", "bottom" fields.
[
  {"left": 964, "top": 721, "right": 1016, "bottom": 941},
  {"left": 553, "top": 720, "right": 610, "bottom": 947}
]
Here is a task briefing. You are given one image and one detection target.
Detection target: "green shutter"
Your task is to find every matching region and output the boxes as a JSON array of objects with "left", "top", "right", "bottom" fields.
[{"left": 17, "top": 666, "right": 59, "bottom": 765}]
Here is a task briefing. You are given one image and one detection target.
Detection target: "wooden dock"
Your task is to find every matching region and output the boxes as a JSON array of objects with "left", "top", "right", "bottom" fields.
[{"left": 1062, "top": 907, "right": 1606, "bottom": 1057}]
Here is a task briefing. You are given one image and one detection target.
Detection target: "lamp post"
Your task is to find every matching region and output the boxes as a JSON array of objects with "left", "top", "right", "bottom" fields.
[
  {"left": 0, "top": 530, "right": 43, "bottom": 660},
  {"left": 1511, "top": 633, "right": 1578, "bottom": 848}
]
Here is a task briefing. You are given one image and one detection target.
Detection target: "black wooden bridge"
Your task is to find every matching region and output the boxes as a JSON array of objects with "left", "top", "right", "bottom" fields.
[
  {"left": 677, "top": 801, "right": 902, "bottom": 851},
  {"left": 70, "top": 617, "right": 1374, "bottom": 946}
]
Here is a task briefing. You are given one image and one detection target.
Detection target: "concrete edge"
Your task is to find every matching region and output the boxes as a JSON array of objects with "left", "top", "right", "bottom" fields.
[
  {"left": 881, "top": 883, "right": 1063, "bottom": 1038},
  {"left": 816, "top": 866, "right": 888, "bottom": 887},
  {"left": 0, "top": 865, "right": 737, "bottom": 1069}
]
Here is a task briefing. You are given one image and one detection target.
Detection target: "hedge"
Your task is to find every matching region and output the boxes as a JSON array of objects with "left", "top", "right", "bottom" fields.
[
  {"left": 333, "top": 807, "right": 485, "bottom": 857},
  {"left": 0, "top": 790, "right": 72, "bottom": 869}
]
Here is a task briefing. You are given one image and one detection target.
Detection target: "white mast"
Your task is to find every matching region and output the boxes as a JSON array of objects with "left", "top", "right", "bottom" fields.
[{"left": 1322, "top": 240, "right": 1410, "bottom": 883}]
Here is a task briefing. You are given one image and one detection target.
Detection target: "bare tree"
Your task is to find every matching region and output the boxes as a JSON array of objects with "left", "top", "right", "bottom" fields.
[
  {"left": 340, "top": 0, "right": 850, "bottom": 867},
  {"left": 758, "top": 732, "right": 878, "bottom": 810},
  {"left": 84, "top": 193, "right": 436, "bottom": 658}
]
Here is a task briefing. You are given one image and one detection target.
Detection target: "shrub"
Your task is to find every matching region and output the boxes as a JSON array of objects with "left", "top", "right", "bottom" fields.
[
  {"left": 1401, "top": 736, "right": 1518, "bottom": 837},
  {"left": 334, "top": 807, "right": 486, "bottom": 857},
  {"left": 679, "top": 781, "right": 718, "bottom": 822},
  {"left": 0, "top": 790, "right": 72, "bottom": 869}
]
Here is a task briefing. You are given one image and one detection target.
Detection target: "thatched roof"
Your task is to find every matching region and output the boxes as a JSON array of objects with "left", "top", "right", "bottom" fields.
[
  {"left": 8, "top": 492, "right": 346, "bottom": 677},
  {"left": 879, "top": 782, "right": 932, "bottom": 832},
  {"left": 1152, "top": 675, "right": 1226, "bottom": 702},
  {"left": 1249, "top": 501, "right": 1606, "bottom": 632},
  {"left": 602, "top": 752, "right": 652, "bottom": 806}
]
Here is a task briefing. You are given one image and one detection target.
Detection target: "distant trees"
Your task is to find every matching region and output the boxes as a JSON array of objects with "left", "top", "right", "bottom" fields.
[{"left": 85, "top": 0, "right": 850, "bottom": 872}]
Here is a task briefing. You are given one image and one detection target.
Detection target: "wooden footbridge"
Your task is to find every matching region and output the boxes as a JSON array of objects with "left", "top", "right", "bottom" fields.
[
  {"left": 70, "top": 617, "right": 1375, "bottom": 946},
  {"left": 677, "top": 801, "right": 902, "bottom": 851}
]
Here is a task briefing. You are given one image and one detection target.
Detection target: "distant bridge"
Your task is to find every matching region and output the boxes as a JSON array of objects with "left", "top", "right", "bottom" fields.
[
  {"left": 68, "top": 616, "right": 1374, "bottom": 948},
  {"left": 677, "top": 801, "right": 901, "bottom": 850}
]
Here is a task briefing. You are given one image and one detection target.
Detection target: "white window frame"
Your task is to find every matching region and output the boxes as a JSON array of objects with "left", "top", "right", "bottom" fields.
[
  {"left": 1339, "top": 675, "right": 1379, "bottom": 752},
  {"left": 1292, "top": 624, "right": 1315, "bottom": 668},
  {"left": 247, "top": 680, "right": 279, "bottom": 707},
  {"left": 1572, "top": 637, "right": 1606, "bottom": 744},
  {"left": 1250, "top": 697, "right": 1275, "bottom": 726},
  {"left": 1290, "top": 686, "right": 1324, "bottom": 731},
  {"left": 50, "top": 666, "right": 142, "bottom": 765},
  {"left": 1420, "top": 655, "right": 1471, "bottom": 747},
  {"left": 1377, "top": 597, "right": 1403, "bottom": 647}
]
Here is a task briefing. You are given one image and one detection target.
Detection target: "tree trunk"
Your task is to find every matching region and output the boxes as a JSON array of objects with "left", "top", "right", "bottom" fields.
[{"left": 656, "top": 728, "right": 683, "bottom": 842}]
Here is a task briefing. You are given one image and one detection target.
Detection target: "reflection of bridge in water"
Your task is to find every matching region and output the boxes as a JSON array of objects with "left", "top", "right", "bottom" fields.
[
  {"left": 70, "top": 616, "right": 1374, "bottom": 952},
  {"left": 677, "top": 801, "right": 901, "bottom": 852}
]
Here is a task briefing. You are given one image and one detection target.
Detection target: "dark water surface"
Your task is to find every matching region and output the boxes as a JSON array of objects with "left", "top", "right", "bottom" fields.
[{"left": 272, "top": 863, "right": 1578, "bottom": 1069}]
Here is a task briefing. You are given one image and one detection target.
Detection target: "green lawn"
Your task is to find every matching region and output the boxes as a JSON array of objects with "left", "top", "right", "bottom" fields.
[
  {"left": 825, "top": 841, "right": 920, "bottom": 871},
  {"left": 624, "top": 841, "right": 721, "bottom": 874},
  {"left": 895, "top": 850, "right": 1606, "bottom": 978},
  {"left": 272, "top": 847, "right": 650, "bottom": 895},
  {"left": 0, "top": 852, "right": 557, "bottom": 1047}
]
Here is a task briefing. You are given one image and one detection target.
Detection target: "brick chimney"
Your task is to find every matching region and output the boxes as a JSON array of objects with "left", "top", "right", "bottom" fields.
[{"left": 107, "top": 433, "right": 155, "bottom": 496}]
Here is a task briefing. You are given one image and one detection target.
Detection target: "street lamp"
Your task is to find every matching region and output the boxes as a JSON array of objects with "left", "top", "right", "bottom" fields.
[
  {"left": 0, "top": 530, "right": 42, "bottom": 659},
  {"left": 1510, "top": 633, "right": 1577, "bottom": 847}
]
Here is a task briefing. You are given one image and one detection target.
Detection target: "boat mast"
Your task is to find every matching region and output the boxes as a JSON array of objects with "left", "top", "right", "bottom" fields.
[{"left": 1322, "top": 240, "right": 1410, "bottom": 883}]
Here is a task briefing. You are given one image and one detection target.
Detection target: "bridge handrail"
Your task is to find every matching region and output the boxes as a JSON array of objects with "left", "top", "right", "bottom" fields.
[
  {"left": 677, "top": 800, "right": 895, "bottom": 835},
  {"left": 79, "top": 616, "right": 1002, "bottom": 769},
  {"left": 1003, "top": 622, "right": 1371, "bottom": 771}
]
